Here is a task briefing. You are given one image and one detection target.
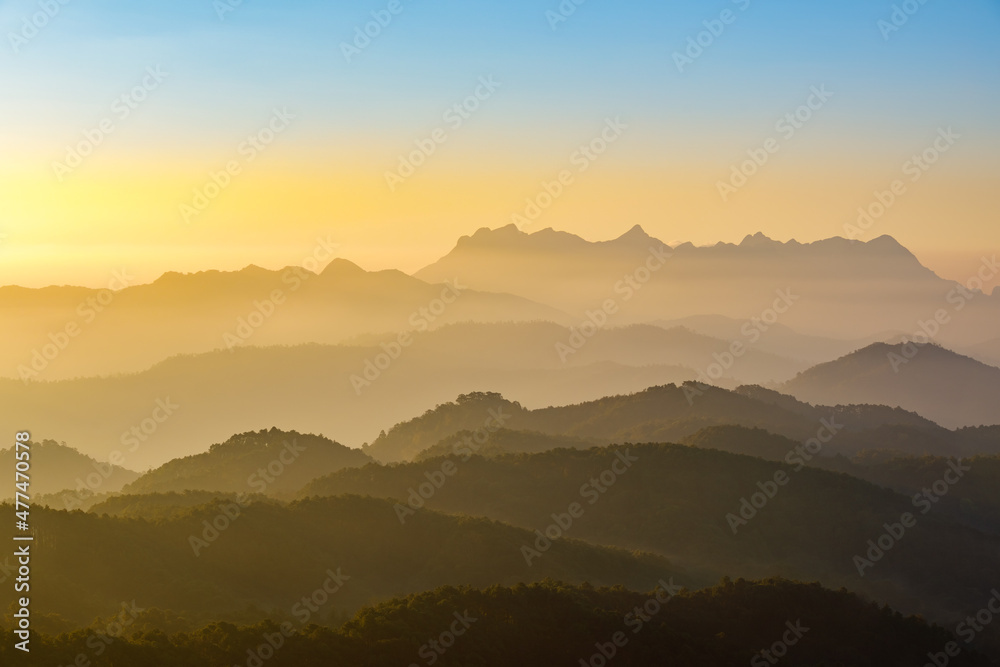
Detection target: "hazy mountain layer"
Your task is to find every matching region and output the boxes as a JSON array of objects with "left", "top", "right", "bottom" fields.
[
  {"left": 1, "top": 261, "right": 566, "bottom": 380},
  {"left": 362, "top": 385, "right": 941, "bottom": 463},
  {"left": 416, "top": 225, "right": 999, "bottom": 343},
  {"left": 0, "top": 328, "right": 709, "bottom": 468},
  {"left": 0, "top": 440, "right": 138, "bottom": 500},
  {"left": 783, "top": 342, "right": 1000, "bottom": 428}
]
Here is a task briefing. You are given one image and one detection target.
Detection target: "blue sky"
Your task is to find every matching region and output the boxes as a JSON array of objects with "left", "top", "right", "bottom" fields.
[{"left": 0, "top": 0, "right": 998, "bottom": 287}]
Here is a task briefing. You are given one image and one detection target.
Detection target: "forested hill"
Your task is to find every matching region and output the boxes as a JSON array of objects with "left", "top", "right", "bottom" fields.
[
  {"left": 362, "top": 386, "right": 944, "bottom": 462},
  {"left": 1, "top": 579, "right": 987, "bottom": 666}
]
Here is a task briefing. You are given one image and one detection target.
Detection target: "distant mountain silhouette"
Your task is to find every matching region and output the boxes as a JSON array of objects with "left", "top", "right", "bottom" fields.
[
  {"left": 0, "top": 439, "right": 138, "bottom": 499},
  {"left": 0, "top": 335, "right": 696, "bottom": 469},
  {"left": 416, "top": 226, "right": 999, "bottom": 343},
  {"left": 0, "top": 318, "right": 814, "bottom": 469},
  {"left": 783, "top": 342, "right": 1000, "bottom": 428},
  {"left": 651, "top": 314, "right": 887, "bottom": 364},
  {"left": 7, "top": 335, "right": 979, "bottom": 470},
  {"left": 0, "top": 261, "right": 567, "bottom": 379}
]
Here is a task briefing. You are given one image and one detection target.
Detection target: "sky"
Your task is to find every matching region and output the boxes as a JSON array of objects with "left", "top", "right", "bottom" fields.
[{"left": 0, "top": 0, "right": 998, "bottom": 289}]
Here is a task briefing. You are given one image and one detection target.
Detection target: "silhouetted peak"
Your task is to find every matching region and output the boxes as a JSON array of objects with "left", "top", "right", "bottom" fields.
[
  {"left": 454, "top": 225, "right": 526, "bottom": 249},
  {"left": 454, "top": 224, "right": 597, "bottom": 252},
  {"left": 865, "top": 234, "right": 914, "bottom": 257},
  {"left": 319, "top": 258, "right": 367, "bottom": 277},
  {"left": 476, "top": 224, "right": 524, "bottom": 240},
  {"left": 738, "top": 232, "right": 782, "bottom": 249},
  {"left": 616, "top": 224, "right": 652, "bottom": 242}
]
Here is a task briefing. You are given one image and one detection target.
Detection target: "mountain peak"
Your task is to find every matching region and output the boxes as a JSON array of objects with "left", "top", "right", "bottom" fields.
[
  {"left": 452, "top": 225, "right": 595, "bottom": 253},
  {"left": 319, "top": 258, "right": 366, "bottom": 277},
  {"left": 739, "top": 232, "right": 782, "bottom": 249},
  {"left": 605, "top": 224, "right": 664, "bottom": 247},
  {"left": 477, "top": 224, "right": 525, "bottom": 239},
  {"left": 866, "top": 234, "right": 911, "bottom": 254},
  {"left": 618, "top": 224, "right": 649, "bottom": 240}
]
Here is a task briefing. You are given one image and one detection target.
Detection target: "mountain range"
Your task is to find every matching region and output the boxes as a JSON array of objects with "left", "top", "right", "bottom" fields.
[
  {"left": 5, "top": 226, "right": 1000, "bottom": 663},
  {"left": 6, "top": 228, "right": 998, "bottom": 384},
  {"left": 4, "top": 337, "right": 998, "bottom": 471},
  {"left": 417, "top": 226, "right": 999, "bottom": 343}
]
